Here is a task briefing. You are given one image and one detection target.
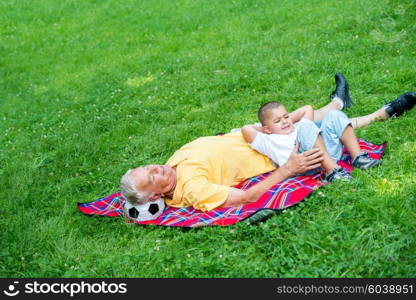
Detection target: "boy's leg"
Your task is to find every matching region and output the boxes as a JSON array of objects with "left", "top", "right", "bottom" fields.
[
  {"left": 296, "top": 120, "right": 343, "bottom": 174},
  {"left": 339, "top": 125, "right": 361, "bottom": 160},
  {"left": 313, "top": 135, "right": 339, "bottom": 174},
  {"left": 318, "top": 110, "right": 352, "bottom": 161},
  {"left": 349, "top": 108, "right": 388, "bottom": 129},
  {"left": 314, "top": 101, "right": 390, "bottom": 125},
  {"left": 321, "top": 110, "right": 382, "bottom": 169},
  {"left": 320, "top": 92, "right": 415, "bottom": 129},
  {"left": 296, "top": 120, "right": 352, "bottom": 182}
]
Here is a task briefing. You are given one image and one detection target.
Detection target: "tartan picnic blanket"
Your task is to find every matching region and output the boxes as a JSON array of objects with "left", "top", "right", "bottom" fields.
[{"left": 77, "top": 139, "right": 386, "bottom": 227}]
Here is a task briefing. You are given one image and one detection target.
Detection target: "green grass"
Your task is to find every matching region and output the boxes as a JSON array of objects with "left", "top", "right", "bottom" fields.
[{"left": 1, "top": 0, "right": 415, "bottom": 277}]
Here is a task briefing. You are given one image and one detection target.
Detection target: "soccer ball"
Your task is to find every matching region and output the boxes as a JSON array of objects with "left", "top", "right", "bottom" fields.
[{"left": 124, "top": 198, "right": 165, "bottom": 222}]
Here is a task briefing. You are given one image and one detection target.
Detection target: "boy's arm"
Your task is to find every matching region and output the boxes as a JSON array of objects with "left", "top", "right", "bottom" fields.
[
  {"left": 241, "top": 124, "right": 263, "bottom": 143},
  {"left": 289, "top": 105, "right": 314, "bottom": 122}
]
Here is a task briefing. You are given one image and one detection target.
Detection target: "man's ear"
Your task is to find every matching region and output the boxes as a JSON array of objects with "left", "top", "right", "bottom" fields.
[
  {"left": 263, "top": 126, "right": 272, "bottom": 134},
  {"left": 150, "top": 193, "right": 162, "bottom": 201}
]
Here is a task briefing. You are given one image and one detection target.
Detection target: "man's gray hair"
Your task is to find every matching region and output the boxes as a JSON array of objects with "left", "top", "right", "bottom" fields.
[{"left": 120, "top": 169, "right": 153, "bottom": 205}]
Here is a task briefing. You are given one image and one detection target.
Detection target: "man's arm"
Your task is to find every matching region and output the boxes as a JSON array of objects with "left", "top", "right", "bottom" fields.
[
  {"left": 219, "top": 144, "right": 323, "bottom": 208},
  {"left": 241, "top": 124, "right": 263, "bottom": 143},
  {"left": 289, "top": 105, "right": 314, "bottom": 122}
]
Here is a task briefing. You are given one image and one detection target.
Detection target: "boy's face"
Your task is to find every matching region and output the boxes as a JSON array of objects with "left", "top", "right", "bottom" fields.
[{"left": 263, "top": 106, "right": 294, "bottom": 135}]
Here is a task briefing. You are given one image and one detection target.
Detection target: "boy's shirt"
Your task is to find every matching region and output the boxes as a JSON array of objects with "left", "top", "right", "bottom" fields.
[{"left": 250, "top": 118, "right": 309, "bottom": 166}]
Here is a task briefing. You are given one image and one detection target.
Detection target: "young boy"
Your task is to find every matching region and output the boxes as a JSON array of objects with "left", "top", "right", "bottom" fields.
[{"left": 241, "top": 102, "right": 381, "bottom": 182}]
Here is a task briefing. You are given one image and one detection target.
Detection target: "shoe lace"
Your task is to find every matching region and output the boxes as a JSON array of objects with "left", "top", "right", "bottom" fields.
[{"left": 353, "top": 152, "right": 370, "bottom": 165}]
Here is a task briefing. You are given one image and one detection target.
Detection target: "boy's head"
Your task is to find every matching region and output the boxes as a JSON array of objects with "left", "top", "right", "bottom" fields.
[{"left": 257, "top": 101, "right": 294, "bottom": 135}]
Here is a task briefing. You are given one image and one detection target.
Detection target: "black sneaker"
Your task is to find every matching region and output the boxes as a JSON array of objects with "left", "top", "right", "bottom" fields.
[
  {"left": 326, "top": 167, "right": 353, "bottom": 183},
  {"left": 383, "top": 92, "right": 416, "bottom": 118},
  {"left": 330, "top": 72, "right": 354, "bottom": 110},
  {"left": 352, "top": 152, "right": 382, "bottom": 170}
]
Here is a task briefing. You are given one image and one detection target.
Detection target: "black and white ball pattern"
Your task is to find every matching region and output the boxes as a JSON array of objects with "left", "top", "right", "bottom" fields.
[{"left": 124, "top": 198, "right": 165, "bottom": 221}]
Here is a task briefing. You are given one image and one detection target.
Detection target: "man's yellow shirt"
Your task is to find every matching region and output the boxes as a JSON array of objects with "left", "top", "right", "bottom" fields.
[{"left": 165, "top": 132, "right": 275, "bottom": 211}]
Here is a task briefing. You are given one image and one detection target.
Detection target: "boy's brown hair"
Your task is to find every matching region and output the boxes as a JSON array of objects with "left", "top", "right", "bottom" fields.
[{"left": 257, "top": 101, "right": 283, "bottom": 125}]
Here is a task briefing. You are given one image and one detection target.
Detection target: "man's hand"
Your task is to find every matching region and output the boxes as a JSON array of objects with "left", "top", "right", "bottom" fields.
[
  {"left": 281, "top": 143, "right": 324, "bottom": 176},
  {"left": 219, "top": 143, "right": 324, "bottom": 209}
]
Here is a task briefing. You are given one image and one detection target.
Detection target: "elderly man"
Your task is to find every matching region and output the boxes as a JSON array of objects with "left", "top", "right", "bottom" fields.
[
  {"left": 120, "top": 74, "right": 415, "bottom": 211},
  {"left": 121, "top": 134, "right": 323, "bottom": 211}
]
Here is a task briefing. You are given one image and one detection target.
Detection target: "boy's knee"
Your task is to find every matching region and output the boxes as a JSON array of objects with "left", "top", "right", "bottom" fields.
[
  {"left": 296, "top": 121, "right": 321, "bottom": 152},
  {"left": 322, "top": 110, "right": 349, "bottom": 127},
  {"left": 321, "top": 110, "right": 351, "bottom": 138},
  {"left": 297, "top": 119, "right": 318, "bottom": 136},
  {"left": 297, "top": 118, "right": 315, "bottom": 128}
]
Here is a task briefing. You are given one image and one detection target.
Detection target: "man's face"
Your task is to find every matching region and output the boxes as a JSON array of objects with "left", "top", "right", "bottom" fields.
[
  {"left": 131, "top": 164, "right": 177, "bottom": 200},
  {"left": 263, "top": 106, "right": 294, "bottom": 135}
]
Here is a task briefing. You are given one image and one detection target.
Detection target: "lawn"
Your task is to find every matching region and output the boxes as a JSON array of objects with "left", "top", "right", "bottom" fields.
[{"left": 1, "top": 0, "right": 415, "bottom": 277}]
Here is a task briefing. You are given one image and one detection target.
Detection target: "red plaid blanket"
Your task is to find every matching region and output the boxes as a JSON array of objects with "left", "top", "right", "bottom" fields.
[{"left": 77, "top": 139, "right": 386, "bottom": 227}]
